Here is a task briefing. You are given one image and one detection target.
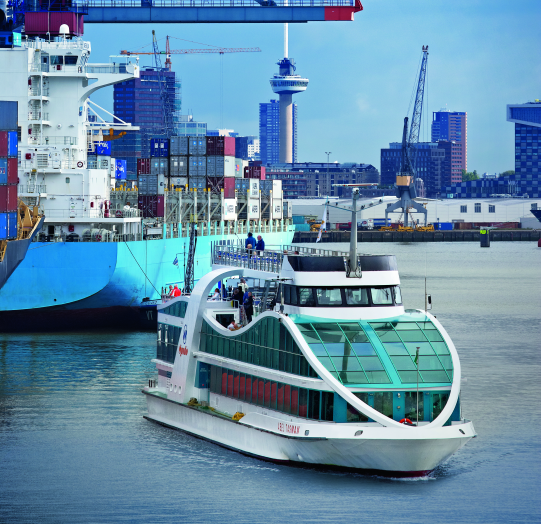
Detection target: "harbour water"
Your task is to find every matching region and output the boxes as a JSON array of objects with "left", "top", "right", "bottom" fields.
[{"left": 0, "top": 242, "right": 539, "bottom": 523}]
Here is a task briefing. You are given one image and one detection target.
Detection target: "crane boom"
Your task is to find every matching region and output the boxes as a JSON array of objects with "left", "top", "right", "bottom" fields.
[
  {"left": 407, "top": 45, "right": 429, "bottom": 149},
  {"left": 152, "top": 30, "right": 173, "bottom": 137}
]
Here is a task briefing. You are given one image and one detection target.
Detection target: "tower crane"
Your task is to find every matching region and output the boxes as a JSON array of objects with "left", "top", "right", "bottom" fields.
[
  {"left": 385, "top": 46, "right": 429, "bottom": 228},
  {"left": 120, "top": 35, "right": 262, "bottom": 72}
]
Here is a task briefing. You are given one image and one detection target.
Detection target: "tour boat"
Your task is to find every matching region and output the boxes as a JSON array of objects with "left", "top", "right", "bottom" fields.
[{"left": 143, "top": 226, "right": 476, "bottom": 477}]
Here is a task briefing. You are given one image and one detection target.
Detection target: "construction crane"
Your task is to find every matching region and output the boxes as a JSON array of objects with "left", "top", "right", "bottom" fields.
[
  {"left": 150, "top": 30, "right": 174, "bottom": 138},
  {"left": 120, "top": 35, "right": 262, "bottom": 72},
  {"left": 385, "top": 46, "right": 429, "bottom": 228}
]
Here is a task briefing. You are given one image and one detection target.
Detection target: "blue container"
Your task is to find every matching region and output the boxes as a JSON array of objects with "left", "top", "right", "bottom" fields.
[
  {"left": 295, "top": 224, "right": 311, "bottom": 232},
  {"left": 115, "top": 159, "right": 127, "bottom": 180},
  {"left": 151, "top": 138, "right": 169, "bottom": 157},
  {"left": 0, "top": 101, "right": 18, "bottom": 131},
  {"left": 439, "top": 222, "right": 453, "bottom": 231},
  {"left": 373, "top": 218, "right": 391, "bottom": 226},
  {"left": 95, "top": 141, "right": 111, "bottom": 156},
  {"left": 292, "top": 215, "right": 305, "bottom": 225},
  {"left": 0, "top": 213, "right": 7, "bottom": 239},
  {"left": 7, "top": 131, "right": 17, "bottom": 157},
  {"left": 0, "top": 158, "right": 6, "bottom": 183},
  {"left": 7, "top": 211, "right": 17, "bottom": 239}
]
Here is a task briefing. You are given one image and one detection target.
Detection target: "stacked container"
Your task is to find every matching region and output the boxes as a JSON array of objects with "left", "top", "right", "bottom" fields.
[
  {"left": 138, "top": 195, "right": 164, "bottom": 218},
  {"left": 244, "top": 165, "right": 266, "bottom": 180},
  {"left": 150, "top": 138, "right": 169, "bottom": 157},
  {"left": 0, "top": 101, "right": 19, "bottom": 240}
]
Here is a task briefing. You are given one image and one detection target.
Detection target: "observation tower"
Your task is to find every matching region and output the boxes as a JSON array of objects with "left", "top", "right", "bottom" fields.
[{"left": 270, "top": 24, "right": 309, "bottom": 163}]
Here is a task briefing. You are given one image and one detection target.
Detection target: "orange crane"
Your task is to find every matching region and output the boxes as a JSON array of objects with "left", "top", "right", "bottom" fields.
[{"left": 120, "top": 35, "right": 261, "bottom": 72}]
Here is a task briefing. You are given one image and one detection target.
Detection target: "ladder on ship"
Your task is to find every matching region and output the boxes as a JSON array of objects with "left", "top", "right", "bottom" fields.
[{"left": 183, "top": 222, "right": 197, "bottom": 294}]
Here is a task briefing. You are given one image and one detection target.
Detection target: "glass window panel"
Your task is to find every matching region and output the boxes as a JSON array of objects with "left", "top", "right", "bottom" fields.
[
  {"left": 221, "top": 369, "right": 228, "bottom": 395},
  {"left": 270, "top": 382, "right": 277, "bottom": 409},
  {"left": 383, "top": 342, "right": 408, "bottom": 355},
  {"left": 284, "top": 384, "right": 291, "bottom": 413},
  {"left": 227, "top": 370, "right": 234, "bottom": 397},
  {"left": 421, "top": 370, "right": 451, "bottom": 383},
  {"left": 308, "top": 390, "right": 320, "bottom": 420},
  {"left": 277, "top": 383, "right": 284, "bottom": 411},
  {"left": 299, "top": 330, "right": 321, "bottom": 345},
  {"left": 321, "top": 391, "right": 334, "bottom": 421},
  {"left": 397, "top": 330, "right": 428, "bottom": 342},
  {"left": 397, "top": 370, "right": 419, "bottom": 383},
  {"left": 424, "top": 330, "right": 444, "bottom": 342},
  {"left": 373, "top": 392, "right": 393, "bottom": 417},
  {"left": 390, "top": 355, "right": 417, "bottom": 370},
  {"left": 393, "top": 286, "right": 403, "bottom": 305},
  {"left": 345, "top": 287, "right": 369, "bottom": 305},
  {"left": 431, "top": 342, "right": 450, "bottom": 355},
  {"left": 245, "top": 376, "right": 252, "bottom": 401},
  {"left": 328, "top": 371, "right": 341, "bottom": 383},
  {"left": 313, "top": 328, "right": 345, "bottom": 344},
  {"left": 371, "top": 287, "right": 394, "bottom": 305},
  {"left": 431, "top": 393, "right": 450, "bottom": 419},
  {"left": 251, "top": 377, "right": 259, "bottom": 404},
  {"left": 315, "top": 288, "right": 343, "bottom": 306},
  {"left": 323, "top": 342, "right": 351, "bottom": 357},
  {"left": 290, "top": 285, "right": 298, "bottom": 305},
  {"left": 338, "top": 322, "right": 363, "bottom": 332},
  {"left": 299, "top": 389, "right": 308, "bottom": 418},
  {"left": 365, "top": 371, "right": 391, "bottom": 383},
  {"left": 349, "top": 342, "right": 376, "bottom": 356},
  {"left": 371, "top": 324, "right": 401, "bottom": 342},
  {"left": 344, "top": 330, "right": 370, "bottom": 344},
  {"left": 298, "top": 288, "right": 315, "bottom": 306},
  {"left": 290, "top": 355, "right": 301, "bottom": 376},
  {"left": 316, "top": 357, "right": 336, "bottom": 371},
  {"left": 404, "top": 391, "right": 423, "bottom": 420},
  {"left": 233, "top": 371, "right": 240, "bottom": 398},
  {"left": 359, "top": 356, "right": 384, "bottom": 371},
  {"left": 299, "top": 356, "right": 309, "bottom": 377},
  {"left": 346, "top": 402, "right": 368, "bottom": 422},
  {"left": 239, "top": 374, "right": 246, "bottom": 400},
  {"left": 394, "top": 322, "right": 420, "bottom": 330},
  {"left": 405, "top": 342, "right": 434, "bottom": 355},
  {"left": 447, "top": 368, "right": 454, "bottom": 380},
  {"left": 340, "top": 371, "right": 368, "bottom": 384},
  {"left": 331, "top": 357, "right": 363, "bottom": 371},
  {"left": 296, "top": 323, "right": 315, "bottom": 332},
  {"left": 418, "top": 356, "right": 444, "bottom": 371},
  {"left": 264, "top": 380, "right": 271, "bottom": 408},
  {"left": 258, "top": 379, "right": 265, "bottom": 406},
  {"left": 309, "top": 343, "right": 327, "bottom": 356}
]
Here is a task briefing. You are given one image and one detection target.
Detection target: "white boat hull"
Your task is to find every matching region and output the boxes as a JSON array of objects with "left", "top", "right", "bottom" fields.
[{"left": 144, "top": 390, "right": 475, "bottom": 477}]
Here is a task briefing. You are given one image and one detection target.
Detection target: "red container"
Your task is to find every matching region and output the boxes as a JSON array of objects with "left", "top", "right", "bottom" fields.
[
  {"left": 224, "top": 177, "right": 235, "bottom": 199},
  {"left": 138, "top": 195, "right": 164, "bottom": 218},
  {"left": 137, "top": 158, "right": 150, "bottom": 175},
  {"left": 0, "top": 131, "right": 7, "bottom": 157},
  {"left": 24, "top": 12, "right": 84, "bottom": 37},
  {"left": 260, "top": 166, "right": 266, "bottom": 180},
  {"left": 7, "top": 185, "right": 17, "bottom": 211},
  {"left": 223, "top": 136, "right": 235, "bottom": 157},
  {"left": 156, "top": 196, "right": 164, "bottom": 217},
  {"left": 7, "top": 158, "right": 17, "bottom": 184},
  {"left": 0, "top": 186, "right": 7, "bottom": 212}
]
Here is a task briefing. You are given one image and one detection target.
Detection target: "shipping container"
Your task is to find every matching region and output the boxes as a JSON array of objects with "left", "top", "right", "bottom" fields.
[
  {"left": 434, "top": 222, "right": 453, "bottom": 231},
  {"left": 188, "top": 138, "right": 206, "bottom": 156},
  {"left": 7, "top": 211, "right": 17, "bottom": 239},
  {"left": 206, "top": 156, "right": 216, "bottom": 176},
  {"left": 224, "top": 177, "right": 235, "bottom": 199},
  {"left": 244, "top": 165, "right": 266, "bottom": 180},
  {"left": 0, "top": 158, "right": 6, "bottom": 184},
  {"left": 292, "top": 215, "right": 306, "bottom": 225},
  {"left": 170, "top": 136, "right": 189, "bottom": 156},
  {"left": 95, "top": 141, "right": 111, "bottom": 156},
  {"left": 7, "top": 185, "right": 17, "bottom": 211},
  {"left": 137, "top": 158, "right": 150, "bottom": 175},
  {"left": 188, "top": 177, "right": 206, "bottom": 190},
  {"left": 7, "top": 131, "right": 17, "bottom": 158},
  {"left": 150, "top": 158, "right": 168, "bottom": 176},
  {"left": 7, "top": 157, "right": 17, "bottom": 184},
  {"left": 295, "top": 224, "right": 311, "bottom": 232},
  {"left": 189, "top": 157, "right": 206, "bottom": 177},
  {"left": 0, "top": 212, "right": 6, "bottom": 239},
  {"left": 169, "top": 156, "right": 188, "bottom": 176},
  {"left": 0, "top": 186, "right": 7, "bottom": 212},
  {"left": 0, "top": 101, "right": 18, "bottom": 130},
  {"left": 235, "top": 179, "right": 249, "bottom": 191},
  {"left": 167, "top": 176, "right": 188, "bottom": 189},
  {"left": 0, "top": 131, "right": 7, "bottom": 156},
  {"left": 24, "top": 11, "right": 84, "bottom": 37},
  {"left": 373, "top": 218, "right": 391, "bottom": 226},
  {"left": 150, "top": 138, "right": 169, "bottom": 157},
  {"left": 206, "top": 136, "right": 235, "bottom": 157},
  {"left": 138, "top": 195, "right": 164, "bottom": 218}
]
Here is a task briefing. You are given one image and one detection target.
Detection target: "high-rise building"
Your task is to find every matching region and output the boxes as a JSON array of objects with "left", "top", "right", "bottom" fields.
[
  {"left": 431, "top": 109, "right": 467, "bottom": 183},
  {"left": 111, "top": 67, "right": 182, "bottom": 176},
  {"left": 381, "top": 142, "right": 452, "bottom": 198},
  {"left": 507, "top": 101, "right": 541, "bottom": 176},
  {"left": 259, "top": 99, "right": 297, "bottom": 165}
]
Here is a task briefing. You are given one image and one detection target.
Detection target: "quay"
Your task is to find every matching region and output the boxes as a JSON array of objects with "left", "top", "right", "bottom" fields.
[{"left": 293, "top": 229, "right": 541, "bottom": 243}]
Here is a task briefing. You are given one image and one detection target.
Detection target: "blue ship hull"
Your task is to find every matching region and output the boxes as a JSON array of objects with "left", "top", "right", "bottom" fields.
[{"left": 0, "top": 228, "right": 295, "bottom": 331}]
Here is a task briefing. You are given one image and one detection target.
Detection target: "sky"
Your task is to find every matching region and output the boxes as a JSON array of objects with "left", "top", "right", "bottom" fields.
[{"left": 86, "top": 0, "right": 541, "bottom": 174}]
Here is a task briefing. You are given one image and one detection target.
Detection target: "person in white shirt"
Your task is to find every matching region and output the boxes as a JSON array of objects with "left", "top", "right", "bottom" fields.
[
  {"left": 228, "top": 321, "right": 240, "bottom": 331},
  {"left": 210, "top": 288, "right": 220, "bottom": 301},
  {"left": 239, "top": 278, "right": 248, "bottom": 294}
]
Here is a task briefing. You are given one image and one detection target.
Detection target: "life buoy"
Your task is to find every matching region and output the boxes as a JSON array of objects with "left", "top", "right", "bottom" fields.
[
  {"left": 77, "top": 161, "right": 84, "bottom": 168},
  {"left": 95, "top": 234, "right": 102, "bottom": 242},
  {"left": 399, "top": 418, "right": 413, "bottom": 425},
  {"left": 115, "top": 210, "right": 122, "bottom": 218}
]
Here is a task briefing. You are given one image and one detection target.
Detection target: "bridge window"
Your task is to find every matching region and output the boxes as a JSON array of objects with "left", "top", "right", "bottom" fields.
[{"left": 161, "top": 300, "right": 187, "bottom": 318}]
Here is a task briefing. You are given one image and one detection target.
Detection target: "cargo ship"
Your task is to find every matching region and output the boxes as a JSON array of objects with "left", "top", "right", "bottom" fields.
[
  {"left": 0, "top": 101, "right": 44, "bottom": 291},
  {"left": 0, "top": 32, "right": 293, "bottom": 331}
]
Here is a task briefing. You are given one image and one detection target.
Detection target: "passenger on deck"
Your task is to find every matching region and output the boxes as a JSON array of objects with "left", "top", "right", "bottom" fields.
[
  {"left": 228, "top": 320, "right": 240, "bottom": 331},
  {"left": 210, "top": 288, "right": 220, "bottom": 301},
  {"left": 239, "top": 278, "right": 248, "bottom": 294},
  {"left": 256, "top": 235, "right": 265, "bottom": 254},
  {"left": 231, "top": 287, "right": 242, "bottom": 306},
  {"left": 173, "top": 285, "right": 182, "bottom": 297},
  {"left": 168, "top": 285, "right": 174, "bottom": 298},
  {"left": 245, "top": 232, "right": 256, "bottom": 253},
  {"left": 243, "top": 292, "right": 254, "bottom": 323}
]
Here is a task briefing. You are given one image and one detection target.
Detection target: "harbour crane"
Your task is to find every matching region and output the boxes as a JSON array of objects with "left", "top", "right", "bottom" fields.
[
  {"left": 120, "top": 35, "right": 262, "bottom": 72},
  {"left": 385, "top": 46, "right": 429, "bottom": 228}
]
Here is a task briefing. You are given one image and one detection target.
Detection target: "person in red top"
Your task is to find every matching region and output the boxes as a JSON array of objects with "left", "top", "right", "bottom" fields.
[{"left": 173, "top": 285, "right": 182, "bottom": 297}]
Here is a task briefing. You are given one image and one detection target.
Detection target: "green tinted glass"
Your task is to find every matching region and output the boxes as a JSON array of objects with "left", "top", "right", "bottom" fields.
[
  {"left": 396, "top": 329, "right": 427, "bottom": 342},
  {"left": 331, "top": 357, "right": 362, "bottom": 372},
  {"left": 340, "top": 371, "right": 368, "bottom": 384}
]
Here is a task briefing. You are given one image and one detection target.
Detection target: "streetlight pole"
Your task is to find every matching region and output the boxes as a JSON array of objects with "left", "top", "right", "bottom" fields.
[{"left": 325, "top": 151, "right": 331, "bottom": 196}]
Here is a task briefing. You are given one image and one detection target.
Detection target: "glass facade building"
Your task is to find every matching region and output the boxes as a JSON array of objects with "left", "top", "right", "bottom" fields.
[
  {"left": 431, "top": 110, "right": 467, "bottom": 182},
  {"left": 259, "top": 99, "right": 297, "bottom": 165}
]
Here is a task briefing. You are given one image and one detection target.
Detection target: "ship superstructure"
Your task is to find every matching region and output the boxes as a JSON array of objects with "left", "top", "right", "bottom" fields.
[
  {"left": 143, "top": 244, "right": 475, "bottom": 476},
  {"left": 0, "top": 32, "right": 294, "bottom": 330}
]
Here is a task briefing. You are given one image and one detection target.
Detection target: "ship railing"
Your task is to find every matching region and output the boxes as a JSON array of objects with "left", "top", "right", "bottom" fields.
[
  {"left": 22, "top": 184, "right": 47, "bottom": 194},
  {"left": 212, "top": 245, "right": 284, "bottom": 273},
  {"left": 43, "top": 136, "right": 78, "bottom": 146},
  {"left": 24, "top": 40, "right": 89, "bottom": 51},
  {"left": 42, "top": 209, "right": 141, "bottom": 219},
  {"left": 86, "top": 0, "right": 354, "bottom": 6},
  {"left": 28, "top": 112, "right": 49, "bottom": 121},
  {"left": 30, "top": 87, "right": 50, "bottom": 96},
  {"left": 85, "top": 64, "right": 138, "bottom": 75}
]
